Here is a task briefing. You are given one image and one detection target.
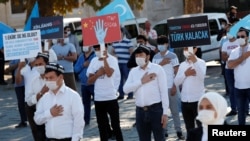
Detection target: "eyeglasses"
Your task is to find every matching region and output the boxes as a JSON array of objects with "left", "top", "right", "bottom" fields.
[{"left": 237, "top": 35, "right": 246, "bottom": 38}]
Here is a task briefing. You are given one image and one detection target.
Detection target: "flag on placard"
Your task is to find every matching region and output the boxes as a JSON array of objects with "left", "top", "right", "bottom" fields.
[
  {"left": 23, "top": 1, "right": 39, "bottom": 31},
  {"left": 229, "top": 14, "right": 250, "bottom": 37},
  {"left": 96, "top": 0, "right": 135, "bottom": 23}
]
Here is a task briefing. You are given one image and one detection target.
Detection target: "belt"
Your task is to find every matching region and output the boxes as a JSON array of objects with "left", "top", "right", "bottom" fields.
[
  {"left": 137, "top": 102, "right": 161, "bottom": 111},
  {"left": 47, "top": 138, "right": 71, "bottom": 141}
]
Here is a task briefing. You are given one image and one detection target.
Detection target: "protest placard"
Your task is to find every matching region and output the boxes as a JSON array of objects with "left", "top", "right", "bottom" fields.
[
  {"left": 3, "top": 30, "right": 41, "bottom": 60},
  {"left": 167, "top": 15, "right": 211, "bottom": 48},
  {"left": 81, "top": 13, "right": 121, "bottom": 46},
  {"left": 32, "top": 16, "right": 63, "bottom": 39}
]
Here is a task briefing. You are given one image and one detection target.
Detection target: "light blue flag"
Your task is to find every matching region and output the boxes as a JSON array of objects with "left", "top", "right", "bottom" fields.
[
  {"left": 96, "top": 0, "right": 135, "bottom": 23},
  {"left": 0, "top": 22, "right": 15, "bottom": 49},
  {"left": 23, "top": 1, "right": 39, "bottom": 31},
  {"left": 229, "top": 14, "right": 250, "bottom": 37}
]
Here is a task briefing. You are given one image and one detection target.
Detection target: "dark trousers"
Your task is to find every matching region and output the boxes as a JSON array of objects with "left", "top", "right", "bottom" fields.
[
  {"left": 235, "top": 88, "right": 250, "bottom": 125},
  {"left": 118, "top": 63, "right": 132, "bottom": 98},
  {"left": 94, "top": 99, "right": 123, "bottom": 141},
  {"left": 25, "top": 104, "right": 46, "bottom": 141},
  {"left": 81, "top": 85, "right": 94, "bottom": 124},
  {"left": 15, "top": 86, "right": 27, "bottom": 123},
  {"left": 136, "top": 102, "right": 165, "bottom": 141},
  {"left": 225, "top": 68, "right": 237, "bottom": 112},
  {"left": 0, "top": 52, "right": 5, "bottom": 82},
  {"left": 181, "top": 101, "right": 201, "bottom": 132}
]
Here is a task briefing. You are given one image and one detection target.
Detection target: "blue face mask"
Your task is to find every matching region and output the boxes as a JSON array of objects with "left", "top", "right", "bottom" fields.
[{"left": 158, "top": 45, "right": 166, "bottom": 52}]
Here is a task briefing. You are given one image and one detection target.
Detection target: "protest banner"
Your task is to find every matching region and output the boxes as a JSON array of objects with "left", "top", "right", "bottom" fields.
[
  {"left": 31, "top": 16, "right": 63, "bottom": 39},
  {"left": 167, "top": 15, "right": 211, "bottom": 48},
  {"left": 81, "top": 13, "right": 121, "bottom": 46},
  {"left": 3, "top": 30, "right": 41, "bottom": 60}
]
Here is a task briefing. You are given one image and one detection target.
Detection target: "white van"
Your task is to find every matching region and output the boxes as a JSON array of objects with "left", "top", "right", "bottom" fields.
[
  {"left": 121, "top": 17, "right": 148, "bottom": 46},
  {"left": 153, "top": 13, "right": 229, "bottom": 62}
]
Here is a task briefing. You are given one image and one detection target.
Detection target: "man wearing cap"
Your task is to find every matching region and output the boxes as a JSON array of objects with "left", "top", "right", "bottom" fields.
[
  {"left": 22, "top": 52, "right": 49, "bottom": 141},
  {"left": 87, "top": 44, "right": 123, "bottom": 141},
  {"left": 228, "top": 27, "right": 250, "bottom": 125},
  {"left": 34, "top": 62, "right": 84, "bottom": 141},
  {"left": 123, "top": 45, "right": 169, "bottom": 141},
  {"left": 52, "top": 32, "right": 77, "bottom": 91}
]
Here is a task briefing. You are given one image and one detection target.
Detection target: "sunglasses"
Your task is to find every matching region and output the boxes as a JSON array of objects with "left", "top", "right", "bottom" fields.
[{"left": 237, "top": 35, "right": 246, "bottom": 38}]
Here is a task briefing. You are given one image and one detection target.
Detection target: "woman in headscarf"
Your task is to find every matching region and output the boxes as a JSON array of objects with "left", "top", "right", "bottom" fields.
[{"left": 186, "top": 92, "right": 228, "bottom": 141}]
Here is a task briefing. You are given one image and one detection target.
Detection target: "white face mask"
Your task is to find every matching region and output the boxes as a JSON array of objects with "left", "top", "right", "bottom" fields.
[
  {"left": 82, "top": 46, "right": 89, "bottom": 52},
  {"left": 221, "top": 24, "right": 225, "bottom": 29},
  {"left": 135, "top": 57, "right": 146, "bottom": 67},
  {"left": 34, "top": 66, "right": 45, "bottom": 74},
  {"left": 226, "top": 33, "right": 234, "bottom": 39},
  {"left": 67, "top": 31, "right": 71, "bottom": 36},
  {"left": 95, "top": 51, "right": 101, "bottom": 58},
  {"left": 237, "top": 38, "right": 246, "bottom": 46},
  {"left": 158, "top": 45, "right": 166, "bottom": 52},
  {"left": 183, "top": 51, "right": 191, "bottom": 58},
  {"left": 196, "top": 110, "right": 216, "bottom": 125},
  {"left": 52, "top": 39, "right": 58, "bottom": 45},
  {"left": 63, "top": 38, "right": 69, "bottom": 44},
  {"left": 45, "top": 80, "right": 58, "bottom": 90}
]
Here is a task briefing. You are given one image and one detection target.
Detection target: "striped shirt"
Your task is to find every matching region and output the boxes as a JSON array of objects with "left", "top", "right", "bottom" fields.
[{"left": 112, "top": 38, "right": 133, "bottom": 64}]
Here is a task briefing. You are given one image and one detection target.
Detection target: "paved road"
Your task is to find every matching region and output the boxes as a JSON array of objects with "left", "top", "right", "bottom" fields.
[{"left": 0, "top": 61, "right": 249, "bottom": 141}]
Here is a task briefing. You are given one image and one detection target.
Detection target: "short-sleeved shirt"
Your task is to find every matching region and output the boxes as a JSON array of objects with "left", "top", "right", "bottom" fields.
[
  {"left": 86, "top": 54, "right": 121, "bottom": 101},
  {"left": 228, "top": 45, "right": 250, "bottom": 89},
  {"left": 153, "top": 51, "right": 179, "bottom": 88},
  {"left": 112, "top": 38, "right": 133, "bottom": 64},
  {"left": 221, "top": 40, "right": 239, "bottom": 68},
  {"left": 52, "top": 43, "right": 76, "bottom": 73}
]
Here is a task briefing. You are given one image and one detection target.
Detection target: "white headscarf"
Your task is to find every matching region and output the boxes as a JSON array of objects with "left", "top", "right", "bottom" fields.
[{"left": 197, "top": 92, "right": 228, "bottom": 141}]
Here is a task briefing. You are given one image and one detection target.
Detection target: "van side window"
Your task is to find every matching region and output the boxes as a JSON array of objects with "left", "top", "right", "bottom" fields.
[
  {"left": 153, "top": 23, "right": 169, "bottom": 36},
  {"left": 209, "top": 19, "right": 219, "bottom": 35},
  {"left": 124, "top": 25, "right": 138, "bottom": 39}
]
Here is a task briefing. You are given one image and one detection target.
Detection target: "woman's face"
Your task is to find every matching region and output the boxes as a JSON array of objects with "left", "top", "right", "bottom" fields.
[{"left": 199, "top": 98, "right": 217, "bottom": 118}]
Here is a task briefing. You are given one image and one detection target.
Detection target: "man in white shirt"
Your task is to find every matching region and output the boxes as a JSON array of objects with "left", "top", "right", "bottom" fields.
[
  {"left": 174, "top": 47, "right": 206, "bottom": 132},
  {"left": 228, "top": 27, "right": 250, "bottom": 125},
  {"left": 34, "top": 63, "right": 84, "bottom": 141},
  {"left": 152, "top": 36, "right": 184, "bottom": 139},
  {"left": 123, "top": 45, "right": 169, "bottom": 141},
  {"left": 25, "top": 52, "right": 49, "bottom": 141},
  {"left": 221, "top": 34, "right": 239, "bottom": 116},
  {"left": 87, "top": 44, "right": 123, "bottom": 141}
]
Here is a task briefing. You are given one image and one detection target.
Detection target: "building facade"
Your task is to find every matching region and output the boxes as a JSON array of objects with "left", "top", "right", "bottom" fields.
[{"left": 0, "top": 0, "right": 183, "bottom": 29}]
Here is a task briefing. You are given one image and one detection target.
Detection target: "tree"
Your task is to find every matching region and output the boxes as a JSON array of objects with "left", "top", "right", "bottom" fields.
[
  {"left": 184, "top": 0, "right": 204, "bottom": 14},
  {"left": 0, "top": 0, "right": 144, "bottom": 23}
]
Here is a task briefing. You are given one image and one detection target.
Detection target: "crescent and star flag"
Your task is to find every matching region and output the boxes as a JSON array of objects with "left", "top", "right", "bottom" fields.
[
  {"left": 81, "top": 13, "right": 121, "bottom": 46},
  {"left": 23, "top": 1, "right": 39, "bottom": 31},
  {"left": 96, "top": 0, "right": 135, "bottom": 23},
  {"left": 229, "top": 14, "right": 250, "bottom": 38}
]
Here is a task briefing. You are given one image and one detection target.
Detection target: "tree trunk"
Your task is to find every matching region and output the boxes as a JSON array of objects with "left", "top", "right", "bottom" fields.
[{"left": 184, "top": 0, "right": 204, "bottom": 14}]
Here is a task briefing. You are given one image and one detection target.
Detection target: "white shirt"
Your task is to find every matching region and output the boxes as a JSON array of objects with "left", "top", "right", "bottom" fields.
[
  {"left": 21, "top": 65, "right": 40, "bottom": 102},
  {"left": 49, "top": 48, "right": 58, "bottom": 63},
  {"left": 228, "top": 45, "right": 250, "bottom": 89},
  {"left": 174, "top": 58, "right": 206, "bottom": 102},
  {"left": 221, "top": 40, "right": 239, "bottom": 68},
  {"left": 152, "top": 51, "right": 179, "bottom": 88},
  {"left": 34, "top": 84, "right": 84, "bottom": 141},
  {"left": 123, "top": 62, "right": 169, "bottom": 115},
  {"left": 26, "top": 75, "right": 46, "bottom": 106},
  {"left": 86, "top": 55, "right": 121, "bottom": 101}
]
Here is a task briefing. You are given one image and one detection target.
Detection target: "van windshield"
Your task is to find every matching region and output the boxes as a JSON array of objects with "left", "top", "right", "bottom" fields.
[{"left": 124, "top": 24, "right": 138, "bottom": 39}]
